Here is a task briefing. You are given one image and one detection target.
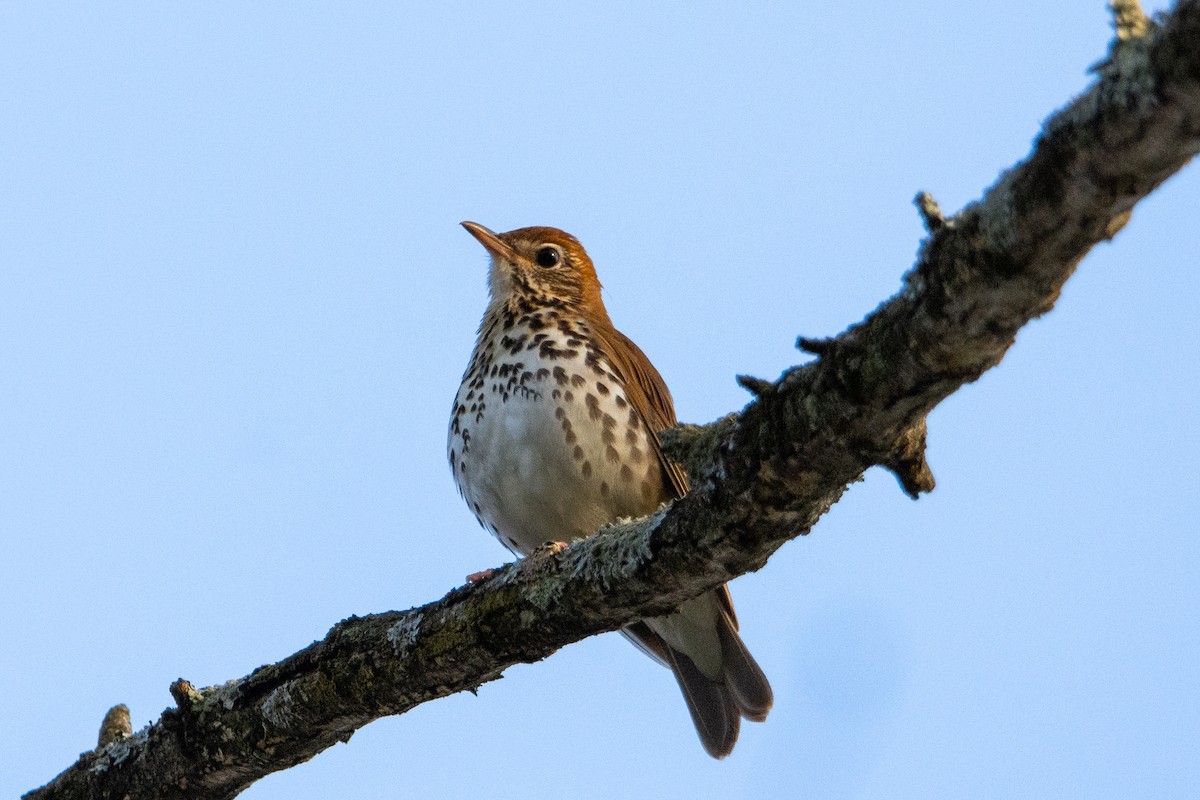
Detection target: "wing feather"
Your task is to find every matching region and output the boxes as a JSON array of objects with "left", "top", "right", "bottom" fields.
[{"left": 589, "top": 323, "right": 690, "bottom": 500}]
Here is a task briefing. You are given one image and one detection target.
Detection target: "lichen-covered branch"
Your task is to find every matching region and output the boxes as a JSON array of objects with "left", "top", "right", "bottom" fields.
[{"left": 25, "top": 2, "right": 1200, "bottom": 798}]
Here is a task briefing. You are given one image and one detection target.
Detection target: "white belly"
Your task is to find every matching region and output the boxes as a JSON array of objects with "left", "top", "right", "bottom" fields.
[{"left": 448, "top": 345, "right": 664, "bottom": 555}]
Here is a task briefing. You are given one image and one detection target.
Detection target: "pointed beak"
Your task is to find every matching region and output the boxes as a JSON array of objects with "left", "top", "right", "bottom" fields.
[{"left": 461, "top": 221, "right": 521, "bottom": 263}]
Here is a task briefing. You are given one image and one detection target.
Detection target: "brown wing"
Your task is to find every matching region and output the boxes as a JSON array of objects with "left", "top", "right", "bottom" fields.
[
  {"left": 591, "top": 322, "right": 742, "bottom": 625},
  {"left": 589, "top": 323, "right": 690, "bottom": 500}
]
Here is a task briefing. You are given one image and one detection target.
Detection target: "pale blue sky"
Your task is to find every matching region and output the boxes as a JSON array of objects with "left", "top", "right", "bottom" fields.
[{"left": 3, "top": 3, "right": 1198, "bottom": 799}]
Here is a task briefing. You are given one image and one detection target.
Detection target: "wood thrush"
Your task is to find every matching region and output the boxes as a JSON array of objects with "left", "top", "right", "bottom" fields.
[{"left": 448, "top": 221, "right": 773, "bottom": 758}]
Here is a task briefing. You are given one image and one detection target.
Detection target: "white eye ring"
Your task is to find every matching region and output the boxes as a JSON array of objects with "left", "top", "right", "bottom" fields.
[{"left": 534, "top": 245, "right": 563, "bottom": 268}]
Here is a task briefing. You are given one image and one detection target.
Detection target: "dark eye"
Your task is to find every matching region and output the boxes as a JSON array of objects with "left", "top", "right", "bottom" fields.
[{"left": 535, "top": 246, "right": 561, "bottom": 268}]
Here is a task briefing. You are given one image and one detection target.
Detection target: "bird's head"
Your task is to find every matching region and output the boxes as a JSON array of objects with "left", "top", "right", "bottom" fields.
[{"left": 461, "top": 221, "right": 604, "bottom": 312}]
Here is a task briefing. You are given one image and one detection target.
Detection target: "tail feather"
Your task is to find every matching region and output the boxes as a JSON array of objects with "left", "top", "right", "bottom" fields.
[
  {"left": 664, "top": 646, "right": 740, "bottom": 759},
  {"left": 624, "top": 588, "right": 773, "bottom": 758},
  {"left": 716, "top": 610, "right": 773, "bottom": 722}
]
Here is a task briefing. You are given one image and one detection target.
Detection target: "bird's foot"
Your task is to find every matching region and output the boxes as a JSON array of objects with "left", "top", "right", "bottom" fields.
[{"left": 465, "top": 568, "right": 499, "bottom": 584}]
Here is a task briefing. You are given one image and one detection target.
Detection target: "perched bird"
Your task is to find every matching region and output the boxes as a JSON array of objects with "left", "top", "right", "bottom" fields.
[{"left": 448, "top": 221, "right": 772, "bottom": 758}]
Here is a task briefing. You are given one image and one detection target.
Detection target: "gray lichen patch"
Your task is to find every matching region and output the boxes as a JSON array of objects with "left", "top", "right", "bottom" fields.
[
  {"left": 386, "top": 612, "right": 424, "bottom": 656},
  {"left": 568, "top": 507, "right": 663, "bottom": 590},
  {"left": 206, "top": 680, "right": 243, "bottom": 712},
  {"left": 88, "top": 728, "right": 149, "bottom": 773},
  {"left": 261, "top": 684, "right": 301, "bottom": 730},
  {"left": 520, "top": 571, "right": 566, "bottom": 613},
  {"left": 661, "top": 415, "right": 737, "bottom": 482}
]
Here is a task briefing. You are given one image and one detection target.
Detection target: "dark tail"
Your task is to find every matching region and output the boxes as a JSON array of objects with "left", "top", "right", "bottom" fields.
[
  {"left": 716, "top": 611, "right": 773, "bottom": 723},
  {"left": 628, "top": 604, "right": 772, "bottom": 759}
]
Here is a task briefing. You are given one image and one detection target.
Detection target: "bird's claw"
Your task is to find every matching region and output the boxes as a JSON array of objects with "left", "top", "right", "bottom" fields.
[
  {"left": 465, "top": 568, "right": 499, "bottom": 584},
  {"left": 533, "top": 540, "right": 570, "bottom": 556}
]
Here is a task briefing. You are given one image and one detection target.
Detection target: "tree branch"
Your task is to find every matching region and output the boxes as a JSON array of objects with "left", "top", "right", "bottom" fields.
[{"left": 26, "top": 1, "right": 1200, "bottom": 798}]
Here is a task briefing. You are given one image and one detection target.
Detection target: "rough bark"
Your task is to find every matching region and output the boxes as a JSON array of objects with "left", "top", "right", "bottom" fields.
[{"left": 25, "top": 2, "right": 1200, "bottom": 798}]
